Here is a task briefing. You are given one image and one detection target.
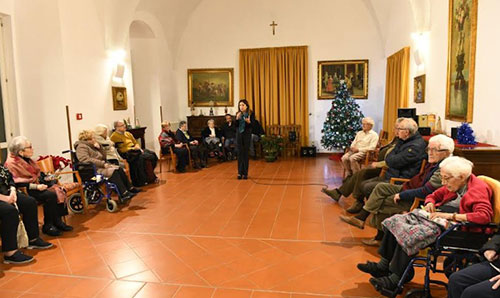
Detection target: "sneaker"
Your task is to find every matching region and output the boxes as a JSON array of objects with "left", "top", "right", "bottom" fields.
[
  {"left": 346, "top": 201, "right": 364, "bottom": 214},
  {"left": 3, "top": 250, "right": 34, "bottom": 264},
  {"left": 321, "top": 188, "right": 341, "bottom": 201},
  {"left": 339, "top": 215, "right": 365, "bottom": 229},
  {"left": 27, "top": 238, "right": 53, "bottom": 250},
  {"left": 357, "top": 261, "right": 389, "bottom": 278}
]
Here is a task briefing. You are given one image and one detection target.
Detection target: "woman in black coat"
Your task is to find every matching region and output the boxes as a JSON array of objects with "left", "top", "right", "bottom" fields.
[{"left": 235, "top": 99, "right": 255, "bottom": 179}]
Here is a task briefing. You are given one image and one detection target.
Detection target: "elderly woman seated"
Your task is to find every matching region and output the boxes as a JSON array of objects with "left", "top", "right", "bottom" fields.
[
  {"left": 75, "top": 130, "right": 140, "bottom": 202},
  {"left": 158, "top": 121, "right": 189, "bottom": 173},
  {"left": 356, "top": 156, "right": 493, "bottom": 294},
  {"left": 5, "top": 136, "right": 73, "bottom": 236},
  {"left": 341, "top": 117, "right": 378, "bottom": 177},
  {"left": 340, "top": 134, "right": 454, "bottom": 246},
  {"left": 448, "top": 233, "right": 500, "bottom": 298},
  {"left": 94, "top": 124, "right": 125, "bottom": 168},
  {"left": 0, "top": 164, "right": 52, "bottom": 264},
  {"left": 201, "top": 119, "right": 223, "bottom": 158}
]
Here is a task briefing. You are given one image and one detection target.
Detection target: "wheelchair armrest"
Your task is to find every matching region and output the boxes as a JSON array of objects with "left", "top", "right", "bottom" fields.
[{"left": 390, "top": 178, "right": 410, "bottom": 185}]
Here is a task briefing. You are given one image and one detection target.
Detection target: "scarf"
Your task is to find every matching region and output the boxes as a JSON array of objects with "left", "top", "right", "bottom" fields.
[
  {"left": 4, "top": 153, "right": 41, "bottom": 184},
  {"left": 239, "top": 112, "right": 248, "bottom": 133}
]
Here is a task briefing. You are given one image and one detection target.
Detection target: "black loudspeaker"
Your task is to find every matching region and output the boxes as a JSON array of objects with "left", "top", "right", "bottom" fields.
[
  {"left": 289, "top": 131, "right": 297, "bottom": 142},
  {"left": 418, "top": 127, "right": 431, "bottom": 136},
  {"left": 451, "top": 127, "right": 458, "bottom": 139},
  {"left": 301, "top": 146, "right": 316, "bottom": 157}
]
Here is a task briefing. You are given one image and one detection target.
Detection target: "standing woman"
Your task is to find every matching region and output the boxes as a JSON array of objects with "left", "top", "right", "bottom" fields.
[{"left": 236, "top": 99, "right": 255, "bottom": 179}]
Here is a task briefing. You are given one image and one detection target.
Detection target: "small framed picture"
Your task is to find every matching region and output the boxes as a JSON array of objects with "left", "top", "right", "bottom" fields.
[
  {"left": 112, "top": 86, "right": 127, "bottom": 110},
  {"left": 414, "top": 74, "right": 426, "bottom": 103}
]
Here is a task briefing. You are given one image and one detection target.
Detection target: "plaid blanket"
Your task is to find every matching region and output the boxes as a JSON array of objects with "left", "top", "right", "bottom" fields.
[{"left": 382, "top": 209, "right": 446, "bottom": 255}]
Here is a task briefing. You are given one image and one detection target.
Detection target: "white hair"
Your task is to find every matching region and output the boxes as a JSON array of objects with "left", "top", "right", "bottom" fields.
[
  {"left": 94, "top": 124, "right": 109, "bottom": 137},
  {"left": 362, "top": 117, "right": 374, "bottom": 126},
  {"left": 429, "top": 134, "right": 455, "bottom": 153},
  {"left": 8, "top": 136, "right": 29, "bottom": 155},
  {"left": 207, "top": 119, "right": 215, "bottom": 125},
  {"left": 440, "top": 156, "right": 473, "bottom": 178},
  {"left": 399, "top": 118, "right": 418, "bottom": 134}
]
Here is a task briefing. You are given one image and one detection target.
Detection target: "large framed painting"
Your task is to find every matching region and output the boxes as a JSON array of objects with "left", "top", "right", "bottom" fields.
[
  {"left": 187, "top": 68, "right": 234, "bottom": 107},
  {"left": 414, "top": 74, "right": 426, "bottom": 103},
  {"left": 445, "top": 0, "right": 477, "bottom": 123},
  {"left": 112, "top": 86, "right": 127, "bottom": 110},
  {"left": 317, "top": 60, "right": 368, "bottom": 99}
]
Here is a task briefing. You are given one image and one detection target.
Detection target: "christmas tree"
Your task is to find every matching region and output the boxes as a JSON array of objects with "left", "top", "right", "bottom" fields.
[
  {"left": 321, "top": 81, "right": 364, "bottom": 150},
  {"left": 457, "top": 123, "right": 477, "bottom": 145}
]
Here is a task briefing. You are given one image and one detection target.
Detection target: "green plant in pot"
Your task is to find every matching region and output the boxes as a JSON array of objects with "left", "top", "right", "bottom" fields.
[{"left": 260, "top": 134, "right": 283, "bottom": 162}]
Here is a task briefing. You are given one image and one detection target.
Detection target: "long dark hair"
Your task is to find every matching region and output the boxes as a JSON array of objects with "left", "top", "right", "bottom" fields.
[{"left": 238, "top": 99, "right": 252, "bottom": 114}]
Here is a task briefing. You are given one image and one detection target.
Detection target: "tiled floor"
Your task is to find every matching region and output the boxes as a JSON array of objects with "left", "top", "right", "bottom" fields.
[{"left": 0, "top": 156, "right": 447, "bottom": 297}]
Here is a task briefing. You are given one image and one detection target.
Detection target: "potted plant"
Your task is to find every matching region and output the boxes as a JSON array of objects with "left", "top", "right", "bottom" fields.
[{"left": 260, "top": 134, "right": 283, "bottom": 162}]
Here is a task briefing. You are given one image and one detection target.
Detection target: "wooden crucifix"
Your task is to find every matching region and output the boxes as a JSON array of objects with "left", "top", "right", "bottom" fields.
[{"left": 270, "top": 21, "right": 278, "bottom": 35}]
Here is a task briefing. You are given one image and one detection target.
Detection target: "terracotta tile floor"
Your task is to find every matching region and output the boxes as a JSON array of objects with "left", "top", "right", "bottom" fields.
[{"left": 0, "top": 156, "right": 447, "bottom": 297}]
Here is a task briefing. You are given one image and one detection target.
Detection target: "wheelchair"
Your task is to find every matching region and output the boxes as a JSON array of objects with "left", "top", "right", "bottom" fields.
[
  {"left": 382, "top": 175, "right": 500, "bottom": 298},
  {"left": 63, "top": 150, "right": 123, "bottom": 213}
]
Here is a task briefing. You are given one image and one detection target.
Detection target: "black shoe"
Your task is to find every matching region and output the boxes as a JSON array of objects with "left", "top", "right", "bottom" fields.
[
  {"left": 119, "top": 191, "right": 134, "bottom": 203},
  {"left": 3, "top": 250, "right": 34, "bottom": 264},
  {"left": 27, "top": 238, "right": 53, "bottom": 250},
  {"left": 357, "top": 261, "right": 389, "bottom": 278},
  {"left": 321, "top": 188, "right": 341, "bottom": 201},
  {"left": 42, "top": 224, "right": 62, "bottom": 237},
  {"left": 177, "top": 167, "right": 186, "bottom": 173},
  {"left": 369, "top": 276, "right": 399, "bottom": 293},
  {"left": 129, "top": 187, "right": 142, "bottom": 193},
  {"left": 243, "top": 175, "right": 248, "bottom": 180},
  {"left": 237, "top": 174, "right": 242, "bottom": 180},
  {"left": 55, "top": 221, "right": 74, "bottom": 232},
  {"left": 201, "top": 163, "right": 207, "bottom": 168}
]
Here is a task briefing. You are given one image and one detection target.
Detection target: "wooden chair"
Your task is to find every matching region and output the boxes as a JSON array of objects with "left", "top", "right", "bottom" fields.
[
  {"left": 159, "top": 148, "right": 176, "bottom": 173},
  {"left": 36, "top": 156, "right": 86, "bottom": 212}
]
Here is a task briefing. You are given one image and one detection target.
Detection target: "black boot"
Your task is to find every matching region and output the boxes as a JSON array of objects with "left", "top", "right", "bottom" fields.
[{"left": 42, "top": 224, "right": 62, "bottom": 236}]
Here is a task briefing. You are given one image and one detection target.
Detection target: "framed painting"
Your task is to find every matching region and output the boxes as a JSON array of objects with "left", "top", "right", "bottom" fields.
[
  {"left": 112, "top": 86, "right": 127, "bottom": 110},
  {"left": 188, "top": 68, "right": 234, "bottom": 107},
  {"left": 317, "top": 59, "right": 368, "bottom": 99},
  {"left": 414, "top": 74, "right": 426, "bottom": 103},
  {"left": 445, "top": 0, "right": 477, "bottom": 122}
]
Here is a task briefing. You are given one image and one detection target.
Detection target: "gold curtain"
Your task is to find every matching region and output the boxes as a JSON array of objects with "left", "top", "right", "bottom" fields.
[
  {"left": 383, "top": 47, "right": 410, "bottom": 140},
  {"left": 239, "top": 46, "right": 308, "bottom": 145}
]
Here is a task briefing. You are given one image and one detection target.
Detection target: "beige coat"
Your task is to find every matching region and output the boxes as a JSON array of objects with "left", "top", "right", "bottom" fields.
[{"left": 74, "top": 140, "right": 115, "bottom": 177}]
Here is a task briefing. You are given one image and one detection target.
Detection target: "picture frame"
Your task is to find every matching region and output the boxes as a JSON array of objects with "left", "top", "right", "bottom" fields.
[
  {"left": 317, "top": 59, "right": 368, "bottom": 99},
  {"left": 445, "top": 0, "right": 477, "bottom": 123},
  {"left": 112, "top": 86, "right": 127, "bottom": 110},
  {"left": 188, "top": 68, "right": 234, "bottom": 107},
  {"left": 414, "top": 74, "right": 426, "bottom": 103}
]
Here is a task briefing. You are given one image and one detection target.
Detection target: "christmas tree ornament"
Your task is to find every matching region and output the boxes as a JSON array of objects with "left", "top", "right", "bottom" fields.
[{"left": 457, "top": 123, "right": 477, "bottom": 145}]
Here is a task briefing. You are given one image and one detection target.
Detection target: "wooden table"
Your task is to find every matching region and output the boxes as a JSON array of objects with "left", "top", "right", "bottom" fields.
[{"left": 128, "top": 127, "right": 147, "bottom": 150}]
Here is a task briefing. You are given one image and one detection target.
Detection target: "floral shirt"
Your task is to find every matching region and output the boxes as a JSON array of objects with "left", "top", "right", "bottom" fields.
[{"left": 0, "top": 165, "right": 16, "bottom": 195}]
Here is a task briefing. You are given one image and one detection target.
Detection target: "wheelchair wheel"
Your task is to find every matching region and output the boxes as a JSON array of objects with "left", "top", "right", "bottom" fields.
[
  {"left": 106, "top": 199, "right": 118, "bottom": 213},
  {"left": 84, "top": 186, "right": 104, "bottom": 204},
  {"left": 68, "top": 193, "right": 85, "bottom": 214}
]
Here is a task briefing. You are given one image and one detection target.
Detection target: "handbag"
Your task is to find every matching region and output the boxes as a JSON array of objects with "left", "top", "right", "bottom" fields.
[{"left": 14, "top": 203, "right": 29, "bottom": 248}]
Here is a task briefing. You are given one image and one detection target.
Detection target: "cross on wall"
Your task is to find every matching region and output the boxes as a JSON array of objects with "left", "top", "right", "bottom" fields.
[{"left": 270, "top": 21, "right": 278, "bottom": 35}]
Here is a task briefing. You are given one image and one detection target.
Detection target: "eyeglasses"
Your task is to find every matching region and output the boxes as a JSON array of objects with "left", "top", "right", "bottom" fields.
[
  {"left": 24, "top": 146, "right": 33, "bottom": 150},
  {"left": 441, "top": 175, "right": 456, "bottom": 182},
  {"left": 425, "top": 148, "right": 449, "bottom": 153}
]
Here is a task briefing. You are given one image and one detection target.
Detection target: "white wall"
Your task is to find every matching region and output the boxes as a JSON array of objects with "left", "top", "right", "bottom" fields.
[
  {"left": 385, "top": 0, "right": 500, "bottom": 145},
  {"left": 175, "top": 0, "right": 387, "bottom": 151}
]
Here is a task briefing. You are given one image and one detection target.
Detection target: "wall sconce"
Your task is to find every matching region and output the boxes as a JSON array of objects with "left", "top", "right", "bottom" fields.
[
  {"left": 114, "top": 63, "right": 125, "bottom": 79},
  {"left": 108, "top": 49, "right": 126, "bottom": 79},
  {"left": 411, "top": 32, "right": 429, "bottom": 70}
]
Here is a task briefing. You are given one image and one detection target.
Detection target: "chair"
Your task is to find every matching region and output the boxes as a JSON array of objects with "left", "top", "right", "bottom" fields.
[
  {"left": 159, "top": 147, "right": 176, "bottom": 173},
  {"left": 384, "top": 175, "right": 500, "bottom": 298},
  {"left": 36, "top": 156, "right": 86, "bottom": 213}
]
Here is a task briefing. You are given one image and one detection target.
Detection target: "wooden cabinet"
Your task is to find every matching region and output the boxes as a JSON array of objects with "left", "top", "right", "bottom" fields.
[
  {"left": 128, "top": 127, "right": 147, "bottom": 150},
  {"left": 187, "top": 116, "right": 226, "bottom": 138},
  {"left": 453, "top": 147, "right": 500, "bottom": 180}
]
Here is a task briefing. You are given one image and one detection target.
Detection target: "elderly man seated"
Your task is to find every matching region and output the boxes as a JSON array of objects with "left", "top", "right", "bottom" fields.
[
  {"left": 340, "top": 134, "right": 454, "bottom": 246},
  {"left": 344, "top": 117, "right": 427, "bottom": 214},
  {"left": 176, "top": 121, "right": 208, "bottom": 169},
  {"left": 322, "top": 118, "right": 403, "bottom": 205},
  {"left": 341, "top": 117, "right": 379, "bottom": 176},
  {"left": 110, "top": 120, "right": 158, "bottom": 186},
  {"left": 159, "top": 121, "right": 189, "bottom": 173},
  {"left": 357, "top": 157, "right": 493, "bottom": 294},
  {"left": 222, "top": 114, "right": 237, "bottom": 160}
]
